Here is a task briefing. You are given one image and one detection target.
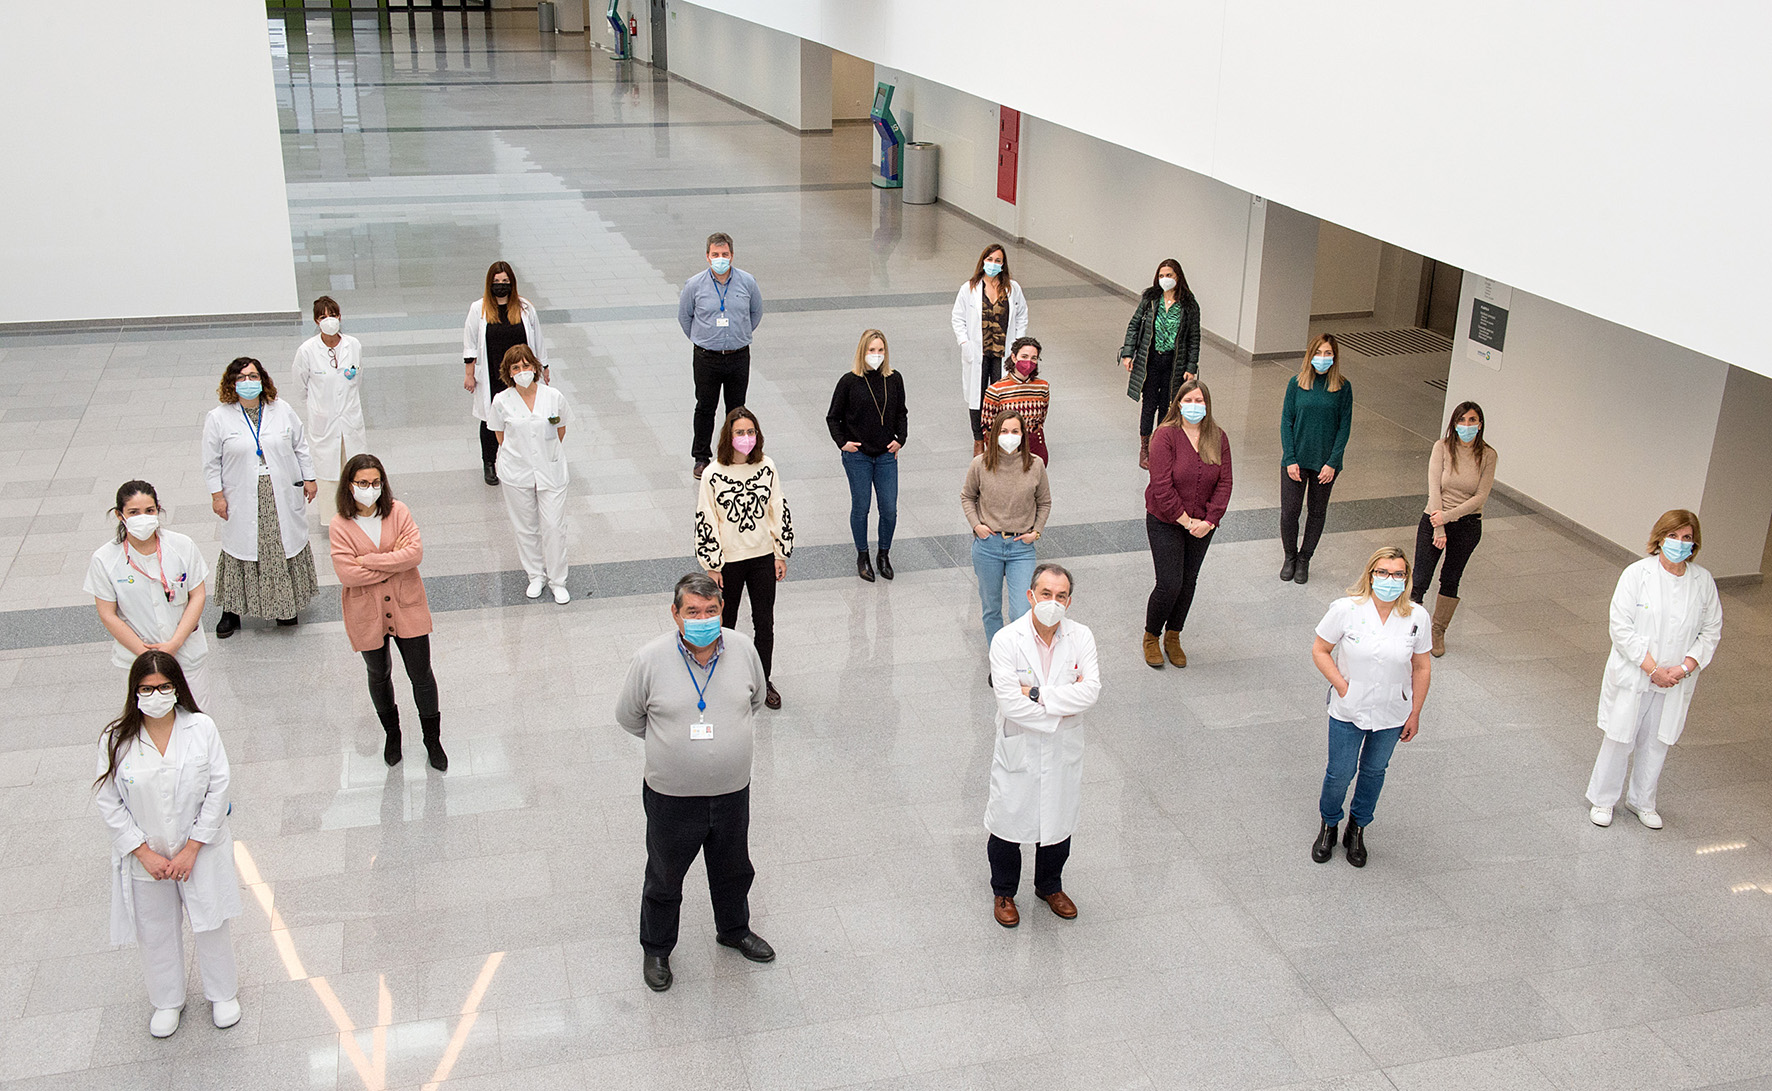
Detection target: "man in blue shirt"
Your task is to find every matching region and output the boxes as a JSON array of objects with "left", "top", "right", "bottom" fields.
[{"left": 678, "top": 232, "right": 763, "bottom": 478}]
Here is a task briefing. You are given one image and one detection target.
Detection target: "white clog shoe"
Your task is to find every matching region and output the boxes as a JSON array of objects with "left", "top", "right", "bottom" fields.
[
  {"left": 525, "top": 576, "right": 546, "bottom": 599},
  {"left": 1589, "top": 806, "right": 1613, "bottom": 827},
  {"left": 149, "top": 1006, "right": 182, "bottom": 1038},
  {"left": 1626, "top": 803, "right": 1664, "bottom": 830},
  {"left": 212, "top": 997, "right": 241, "bottom": 1029}
]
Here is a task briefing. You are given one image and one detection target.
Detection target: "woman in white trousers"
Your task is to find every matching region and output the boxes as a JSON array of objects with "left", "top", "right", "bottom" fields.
[
  {"left": 489, "top": 345, "right": 573, "bottom": 603},
  {"left": 93, "top": 651, "right": 242, "bottom": 1038},
  {"left": 1587, "top": 508, "right": 1723, "bottom": 830}
]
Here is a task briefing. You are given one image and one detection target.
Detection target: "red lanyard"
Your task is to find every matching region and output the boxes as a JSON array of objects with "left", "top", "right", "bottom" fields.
[{"left": 126, "top": 537, "right": 175, "bottom": 602}]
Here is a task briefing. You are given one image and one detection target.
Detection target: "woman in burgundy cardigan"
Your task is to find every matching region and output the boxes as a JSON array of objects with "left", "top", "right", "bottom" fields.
[{"left": 1143, "top": 379, "right": 1233, "bottom": 668}]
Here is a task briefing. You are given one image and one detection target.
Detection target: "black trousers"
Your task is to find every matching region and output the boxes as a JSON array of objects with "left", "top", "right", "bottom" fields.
[
  {"left": 987, "top": 834, "right": 1070, "bottom": 898},
  {"left": 1279, "top": 470, "right": 1336, "bottom": 560},
  {"left": 362, "top": 634, "right": 439, "bottom": 730},
  {"left": 692, "top": 346, "right": 752, "bottom": 461},
  {"left": 477, "top": 371, "right": 509, "bottom": 465},
  {"left": 1411, "top": 512, "right": 1483, "bottom": 602},
  {"left": 1139, "top": 350, "right": 1175, "bottom": 436},
  {"left": 967, "top": 353, "right": 1003, "bottom": 440},
  {"left": 640, "top": 783, "right": 754, "bottom": 956},
  {"left": 720, "top": 553, "right": 776, "bottom": 678},
  {"left": 1146, "top": 514, "right": 1215, "bottom": 635}
]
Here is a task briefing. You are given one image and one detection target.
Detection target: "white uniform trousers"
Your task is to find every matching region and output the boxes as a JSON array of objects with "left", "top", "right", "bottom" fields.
[
  {"left": 180, "top": 660, "right": 213, "bottom": 710},
  {"left": 1586, "top": 691, "right": 1670, "bottom": 812},
  {"left": 501, "top": 481, "right": 568, "bottom": 586},
  {"left": 132, "top": 877, "right": 239, "bottom": 1009}
]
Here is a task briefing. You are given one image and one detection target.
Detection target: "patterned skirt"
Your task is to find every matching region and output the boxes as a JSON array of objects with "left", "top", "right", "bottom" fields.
[{"left": 214, "top": 474, "right": 318, "bottom": 620}]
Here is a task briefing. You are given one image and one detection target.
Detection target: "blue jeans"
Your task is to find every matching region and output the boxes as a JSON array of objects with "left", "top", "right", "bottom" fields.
[
  {"left": 1318, "top": 717, "right": 1404, "bottom": 827},
  {"left": 841, "top": 450, "right": 899, "bottom": 553},
  {"left": 971, "top": 535, "right": 1037, "bottom": 646}
]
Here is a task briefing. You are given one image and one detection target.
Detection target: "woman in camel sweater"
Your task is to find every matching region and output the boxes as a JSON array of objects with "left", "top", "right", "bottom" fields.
[{"left": 1411, "top": 401, "right": 1498, "bottom": 657}]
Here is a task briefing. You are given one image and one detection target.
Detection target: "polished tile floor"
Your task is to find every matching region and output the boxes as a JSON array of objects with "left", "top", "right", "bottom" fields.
[{"left": 2, "top": 11, "right": 1771, "bottom": 1089}]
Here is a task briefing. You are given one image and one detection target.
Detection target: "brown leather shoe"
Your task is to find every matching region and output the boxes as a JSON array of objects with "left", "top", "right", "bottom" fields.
[
  {"left": 1163, "top": 631, "right": 1187, "bottom": 668},
  {"left": 1142, "top": 631, "right": 1164, "bottom": 669},
  {"left": 993, "top": 896, "right": 1019, "bottom": 928},
  {"left": 1037, "top": 890, "right": 1078, "bottom": 919},
  {"left": 1138, "top": 435, "right": 1151, "bottom": 470}
]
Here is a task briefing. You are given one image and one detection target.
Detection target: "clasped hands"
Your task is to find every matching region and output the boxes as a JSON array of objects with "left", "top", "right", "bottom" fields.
[{"left": 133, "top": 841, "right": 201, "bottom": 882}]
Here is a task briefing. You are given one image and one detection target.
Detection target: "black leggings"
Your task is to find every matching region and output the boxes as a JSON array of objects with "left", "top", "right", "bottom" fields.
[
  {"left": 968, "top": 353, "right": 1003, "bottom": 440},
  {"left": 1279, "top": 469, "right": 1336, "bottom": 560},
  {"left": 477, "top": 371, "right": 508, "bottom": 464},
  {"left": 1146, "top": 515, "right": 1215, "bottom": 635},
  {"left": 988, "top": 834, "right": 1070, "bottom": 898},
  {"left": 720, "top": 553, "right": 776, "bottom": 679},
  {"left": 1411, "top": 512, "right": 1482, "bottom": 602},
  {"left": 1140, "top": 350, "right": 1175, "bottom": 436},
  {"left": 362, "top": 634, "right": 439, "bottom": 729}
]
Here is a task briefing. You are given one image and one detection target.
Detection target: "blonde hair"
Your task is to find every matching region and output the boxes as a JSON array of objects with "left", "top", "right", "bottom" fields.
[
  {"left": 852, "top": 329, "right": 892, "bottom": 377},
  {"left": 1647, "top": 509, "right": 1701, "bottom": 557},
  {"left": 1296, "top": 333, "right": 1345, "bottom": 392},
  {"left": 1346, "top": 546, "right": 1415, "bottom": 617}
]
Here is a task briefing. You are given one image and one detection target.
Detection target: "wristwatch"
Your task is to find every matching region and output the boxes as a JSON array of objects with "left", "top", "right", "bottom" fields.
[{"left": 1028, "top": 686, "right": 1041, "bottom": 704}]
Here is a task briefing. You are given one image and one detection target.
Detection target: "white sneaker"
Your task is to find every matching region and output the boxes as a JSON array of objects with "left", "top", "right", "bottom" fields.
[
  {"left": 551, "top": 584, "right": 571, "bottom": 605},
  {"left": 525, "top": 576, "right": 546, "bottom": 599},
  {"left": 212, "top": 997, "right": 241, "bottom": 1029},
  {"left": 1626, "top": 803, "right": 1664, "bottom": 830},
  {"left": 149, "top": 1005, "right": 182, "bottom": 1038},
  {"left": 1589, "top": 806, "right": 1613, "bottom": 827}
]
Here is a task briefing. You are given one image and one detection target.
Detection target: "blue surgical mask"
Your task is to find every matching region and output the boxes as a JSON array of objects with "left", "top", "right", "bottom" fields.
[
  {"left": 681, "top": 615, "right": 722, "bottom": 646},
  {"left": 235, "top": 379, "right": 263, "bottom": 400},
  {"left": 1179, "top": 403, "right": 1207, "bottom": 424},
  {"left": 1455, "top": 424, "right": 1480, "bottom": 443},
  {"left": 709, "top": 257, "right": 731, "bottom": 275},
  {"left": 1662, "top": 538, "right": 1694, "bottom": 563},
  {"left": 1311, "top": 355, "right": 1334, "bottom": 374},
  {"left": 982, "top": 261, "right": 1003, "bottom": 278},
  {"left": 1371, "top": 576, "right": 1406, "bottom": 602}
]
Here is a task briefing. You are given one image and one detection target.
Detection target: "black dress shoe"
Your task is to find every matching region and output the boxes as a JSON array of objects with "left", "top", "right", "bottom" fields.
[
  {"left": 693, "top": 459, "right": 709, "bottom": 480},
  {"left": 643, "top": 954, "right": 672, "bottom": 991},
  {"left": 716, "top": 931, "right": 776, "bottom": 963},
  {"left": 1311, "top": 820, "right": 1337, "bottom": 863},
  {"left": 483, "top": 462, "right": 499, "bottom": 486},
  {"left": 1294, "top": 557, "right": 1311, "bottom": 585},
  {"left": 276, "top": 616, "right": 299, "bottom": 627},
  {"left": 876, "top": 550, "right": 894, "bottom": 580},
  {"left": 1280, "top": 556, "right": 1297, "bottom": 582},
  {"left": 216, "top": 611, "right": 240, "bottom": 639},
  {"left": 1343, "top": 822, "right": 1367, "bottom": 868},
  {"left": 857, "top": 551, "right": 876, "bottom": 582}
]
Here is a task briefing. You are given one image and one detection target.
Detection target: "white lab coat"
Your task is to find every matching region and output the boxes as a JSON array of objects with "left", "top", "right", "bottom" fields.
[
  {"left": 985, "top": 613, "right": 1101, "bottom": 845},
  {"left": 94, "top": 709, "right": 242, "bottom": 946},
  {"left": 291, "top": 333, "right": 366, "bottom": 479},
  {"left": 950, "top": 278, "right": 1029, "bottom": 409},
  {"left": 201, "top": 399, "right": 315, "bottom": 562},
  {"left": 1597, "top": 555, "right": 1723, "bottom": 747},
  {"left": 463, "top": 298, "right": 546, "bottom": 423}
]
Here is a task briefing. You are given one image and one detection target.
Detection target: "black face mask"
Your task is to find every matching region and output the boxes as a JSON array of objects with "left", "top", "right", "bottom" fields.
[{"left": 492, "top": 284, "right": 512, "bottom": 298}]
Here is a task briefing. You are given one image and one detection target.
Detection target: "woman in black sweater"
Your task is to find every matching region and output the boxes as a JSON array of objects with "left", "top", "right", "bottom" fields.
[{"left": 827, "top": 328, "right": 909, "bottom": 581}]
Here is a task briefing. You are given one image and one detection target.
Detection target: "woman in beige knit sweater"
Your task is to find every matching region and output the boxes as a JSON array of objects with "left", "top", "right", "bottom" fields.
[
  {"left": 1411, "top": 401, "right": 1498, "bottom": 656},
  {"left": 961, "top": 412, "right": 1051, "bottom": 648}
]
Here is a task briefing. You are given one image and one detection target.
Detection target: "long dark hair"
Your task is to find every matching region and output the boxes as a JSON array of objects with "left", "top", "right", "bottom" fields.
[
  {"left": 982, "top": 411, "right": 1035, "bottom": 473},
  {"left": 1443, "top": 401, "right": 1488, "bottom": 471},
  {"left": 716, "top": 407, "right": 764, "bottom": 465},
  {"left": 94, "top": 651, "right": 199, "bottom": 790},
  {"left": 336, "top": 453, "right": 395, "bottom": 520},
  {"left": 967, "top": 242, "right": 1010, "bottom": 290},
  {"left": 1148, "top": 258, "right": 1191, "bottom": 301},
  {"left": 109, "top": 480, "right": 160, "bottom": 544}
]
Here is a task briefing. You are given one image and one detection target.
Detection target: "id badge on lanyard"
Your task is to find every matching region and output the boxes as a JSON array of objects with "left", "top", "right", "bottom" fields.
[{"left": 679, "top": 641, "right": 721, "bottom": 741}]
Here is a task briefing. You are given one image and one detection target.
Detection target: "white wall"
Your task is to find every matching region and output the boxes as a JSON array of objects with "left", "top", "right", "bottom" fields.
[
  {"left": 1311, "top": 222, "right": 1381, "bottom": 317},
  {"left": 1241, "top": 199, "right": 1319, "bottom": 357},
  {"left": 664, "top": 0, "right": 828, "bottom": 130},
  {"left": 676, "top": 0, "right": 1772, "bottom": 380},
  {"left": 831, "top": 51, "right": 873, "bottom": 120},
  {"left": 0, "top": 1, "right": 297, "bottom": 325},
  {"left": 1697, "top": 366, "right": 1772, "bottom": 578}
]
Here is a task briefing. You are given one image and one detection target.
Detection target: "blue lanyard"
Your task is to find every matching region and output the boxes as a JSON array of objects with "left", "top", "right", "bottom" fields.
[
  {"left": 240, "top": 404, "right": 265, "bottom": 461},
  {"left": 677, "top": 639, "right": 721, "bottom": 713},
  {"left": 712, "top": 274, "right": 730, "bottom": 314}
]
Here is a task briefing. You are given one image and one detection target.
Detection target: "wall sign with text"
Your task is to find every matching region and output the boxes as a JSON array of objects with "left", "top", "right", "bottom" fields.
[{"left": 1466, "top": 278, "right": 1511, "bottom": 370}]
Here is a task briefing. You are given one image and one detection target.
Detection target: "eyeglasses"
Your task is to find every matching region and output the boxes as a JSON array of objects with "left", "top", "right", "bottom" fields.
[
  {"left": 136, "top": 683, "right": 177, "bottom": 697},
  {"left": 1373, "top": 570, "right": 1407, "bottom": 581}
]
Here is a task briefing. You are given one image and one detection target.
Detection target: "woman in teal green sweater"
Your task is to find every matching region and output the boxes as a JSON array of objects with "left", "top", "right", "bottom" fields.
[{"left": 1279, "top": 334, "right": 1353, "bottom": 584}]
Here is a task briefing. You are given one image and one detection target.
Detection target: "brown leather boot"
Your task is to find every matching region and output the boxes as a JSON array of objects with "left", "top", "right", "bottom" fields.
[
  {"left": 973, "top": 439, "right": 986, "bottom": 457},
  {"left": 1163, "top": 631, "right": 1187, "bottom": 668},
  {"left": 1431, "top": 595, "right": 1459, "bottom": 657},
  {"left": 1138, "top": 435, "right": 1151, "bottom": 470},
  {"left": 1143, "top": 631, "right": 1164, "bottom": 669}
]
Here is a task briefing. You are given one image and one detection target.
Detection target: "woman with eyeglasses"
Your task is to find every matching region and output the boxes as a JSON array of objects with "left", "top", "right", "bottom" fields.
[
  {"left": 464, "top": 261, "right": 547, "bottom": 486},
  {"left": 329, "top": 454, "right": 446, "bottom": 772},
  {"left": 951, "top": 242, "right": 1029, "bottom": 456},
  {"left": 1120, "top": 258, "right": 1202, "bottom": 469},
  {"left": 1309, "top": 547, "right": 1432, "bottom": 868},
  {"left": 1142, "top": 380, "right": 1232, "bottom": 670},
  {"left": 1278, "top": 333, "right": 1353, "bottom": 586},
  {"left": 93, "top": 651, "right": 243, "bottom": 1039},
  {"left": 980, "top": 337, "right": 1051, "bottom": 466},
  {"left": 1585, "top": 509, "right": 1723, "bottom": 832},
  {"left": 201, "top": 356, "right": 318, "bottom": 638},
  {"left": 86, "top": 480, "right": 212, "bottom": 705},
  {"left": 961, "top": 411, "right": 1051, "bottom": 649},
  {"left": 1411, "top": 401, "right": 1498, "bottom": 656}
]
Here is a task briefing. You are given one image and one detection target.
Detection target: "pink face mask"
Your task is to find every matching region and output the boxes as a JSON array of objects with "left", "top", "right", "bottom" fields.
[
  {"left": 1013, "top": 359, "right": 1037, "bottom": 379},
  {"left": 732, "top": 434, "right": 758, "bottom": 455}
]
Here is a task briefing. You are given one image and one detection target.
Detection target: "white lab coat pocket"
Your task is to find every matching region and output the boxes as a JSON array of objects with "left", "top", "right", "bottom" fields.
[{"left": 997, "top": 729, "right": 1029, "bottom": 773}]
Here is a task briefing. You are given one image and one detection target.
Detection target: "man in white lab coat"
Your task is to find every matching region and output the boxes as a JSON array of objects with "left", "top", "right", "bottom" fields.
[{"left": 985, "top": 562, "right": 1101, "bottom": 927}]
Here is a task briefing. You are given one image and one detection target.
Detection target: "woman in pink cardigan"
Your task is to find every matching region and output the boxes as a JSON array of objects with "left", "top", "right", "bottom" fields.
[{"left": 328, "top": 454, "right": 446, "bottom": 771}]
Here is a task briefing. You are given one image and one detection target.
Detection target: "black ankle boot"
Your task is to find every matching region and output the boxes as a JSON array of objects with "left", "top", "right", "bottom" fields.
[
  {"left": 1280, "top": 556, "right": 1297, "bottom": 582},
  {"left": 876, "top": 549, "right": 894, "bottom": 580},
  {"left": 216, "top": 611, "right": 240, "bottom": 639},
  {"left": 1343, "top": 822, "right": 1367, "bottom": 867},
  {"left": 1311, "top": 820, "right": 1337, "bottom": 863},
  {"left": 382, "top": 727, "right": 403, "bottom": 767},
  {"left": 483, "top": 461, "right": 499, "bottom": 486},
  {"left": 857, "top": 551, "right": 876, "bottom": 582},
  {"left": 1294, "top": 556, "right": 1312, "bottom": 585},
  {"left": 421, "top": 715, "right": 448, "bottom": 772}
]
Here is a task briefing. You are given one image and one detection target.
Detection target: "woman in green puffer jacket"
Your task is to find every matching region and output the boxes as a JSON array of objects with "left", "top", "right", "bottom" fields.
[{"left": 1119, "top": 258, "right": 1202, "bottom": 468}]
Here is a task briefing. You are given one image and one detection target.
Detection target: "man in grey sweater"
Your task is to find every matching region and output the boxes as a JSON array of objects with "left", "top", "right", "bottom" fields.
[{"left": 615, "top": 572, "right": 774, "bottom": 992}]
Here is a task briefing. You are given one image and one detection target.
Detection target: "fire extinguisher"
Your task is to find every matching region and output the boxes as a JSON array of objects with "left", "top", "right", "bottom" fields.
[{"left": 628, "top": 14, "right": 639, "bottom": 37}]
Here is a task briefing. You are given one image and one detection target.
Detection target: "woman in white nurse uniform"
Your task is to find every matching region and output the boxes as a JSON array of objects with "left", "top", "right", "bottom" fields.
[
  {"left": 464, "top": 261, "right": 547, "bottom": 485},
  {"left": 85, "top": 480, "right": 212, "bottom": 706},
  {"left": 1587, "top": 509, "right": 1723, "bottom": 830},
  {"left": 291, "top": 294, "right": 366, "bottom": 481},
  {"left": 489, "top": 345, "right": 572, "bottom": 604},
  {"left": 93, "top": 651, "right": 242, "bottom": 1039}
]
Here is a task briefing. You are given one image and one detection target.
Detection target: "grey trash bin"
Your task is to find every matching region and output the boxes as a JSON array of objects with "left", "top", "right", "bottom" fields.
[
  {"left": 902, "top": 142, "right": 939, "bottom": 205},
  {"left": 537, "top": 1, "right": 557, "bottom": 33}
]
